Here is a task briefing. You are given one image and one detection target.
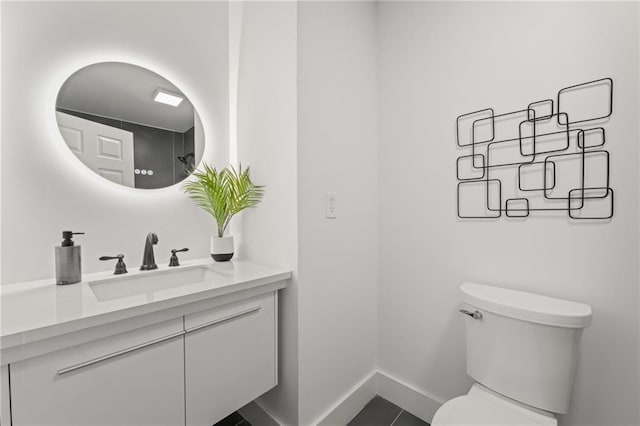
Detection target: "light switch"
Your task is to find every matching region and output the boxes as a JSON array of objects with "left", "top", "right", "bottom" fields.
[{"left": 325, "top": 192, "right": 337, "bottom": 218}]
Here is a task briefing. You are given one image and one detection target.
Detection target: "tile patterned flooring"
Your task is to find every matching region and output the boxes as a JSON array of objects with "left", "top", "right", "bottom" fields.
[
  {"left": 348, "top": 396, "right": 429, "bottom": 426},
  {"left": 213, "top": 411, "right": 250, "bottom": 426},
  {"left": 214, "top": 395, "right": 428, "bottom": 426}
]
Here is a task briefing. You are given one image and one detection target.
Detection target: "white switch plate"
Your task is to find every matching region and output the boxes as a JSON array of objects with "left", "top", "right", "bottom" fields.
[{"left": 325, "top": 192, "right": 337, "bottom": 218}]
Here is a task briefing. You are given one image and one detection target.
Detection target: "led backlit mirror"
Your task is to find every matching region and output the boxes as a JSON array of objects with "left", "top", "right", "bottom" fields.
[{"left": 56, "top": 62, "right": 204, "bottom": 189}]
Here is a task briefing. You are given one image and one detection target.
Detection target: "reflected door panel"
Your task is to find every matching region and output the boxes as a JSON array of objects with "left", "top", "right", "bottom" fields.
[{"left": 57, "top": 111, "right": 135, "bottom": 187}]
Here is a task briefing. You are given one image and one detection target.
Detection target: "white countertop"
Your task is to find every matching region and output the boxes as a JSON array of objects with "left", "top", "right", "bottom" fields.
[{"left": 0, "top": 259, "right": 291, "bottom": 349}]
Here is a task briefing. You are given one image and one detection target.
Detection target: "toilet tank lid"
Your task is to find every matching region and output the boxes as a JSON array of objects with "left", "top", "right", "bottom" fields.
[{"left": 461, "top": 282, "right": 592, "bottom": 328}]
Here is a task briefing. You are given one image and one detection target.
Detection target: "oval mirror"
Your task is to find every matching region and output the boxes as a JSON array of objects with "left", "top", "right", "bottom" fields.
[{"left": 55, "top": 62, "right": 204, "bottom": 189}]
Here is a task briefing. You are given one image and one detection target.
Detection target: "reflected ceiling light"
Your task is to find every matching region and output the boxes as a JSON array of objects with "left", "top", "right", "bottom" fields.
[{"left": 153, "top": 88, "right": 184, "bottom": 107}]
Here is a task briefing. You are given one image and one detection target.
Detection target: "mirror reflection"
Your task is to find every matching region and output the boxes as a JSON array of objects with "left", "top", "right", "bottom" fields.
[{"left": 56, "top": 62, "right": 204, "bottom": 189}]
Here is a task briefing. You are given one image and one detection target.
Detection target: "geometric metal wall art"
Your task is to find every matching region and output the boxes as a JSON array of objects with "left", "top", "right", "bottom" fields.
[{"left": 456, "top": 78, "right": 614, "bottom": 220}]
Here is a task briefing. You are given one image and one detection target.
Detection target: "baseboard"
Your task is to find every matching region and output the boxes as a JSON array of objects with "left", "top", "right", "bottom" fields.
[
  {"left": 312, "top": 370, "right": 443, "bottom": 426},
  {"left": 315, "top": 370, "right": 378, "bottom": 426},
  {"left": 247, "top": 369, "right": 444, "bottom": 426},
  {"left": 376, "top": 370, "right": 444, "bottom": 424}
]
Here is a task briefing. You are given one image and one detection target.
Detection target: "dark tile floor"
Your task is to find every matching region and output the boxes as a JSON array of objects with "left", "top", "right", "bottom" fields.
[
  {"left": 348, "top": 395, "right": 429, "bottom": 426},
  {"left": 213, "top": 411, "right": 250, "bottom": 426},
  {"left": 213, "top": 395, "right": 427, "bottom": 426}
]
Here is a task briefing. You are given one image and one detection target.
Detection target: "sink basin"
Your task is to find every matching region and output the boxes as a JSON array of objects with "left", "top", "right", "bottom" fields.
[{"left": 89, "top": 266, "right": 215, "bottom": 302}]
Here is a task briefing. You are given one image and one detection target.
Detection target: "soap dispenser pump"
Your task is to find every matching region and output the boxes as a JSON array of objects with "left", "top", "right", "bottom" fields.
[{"left": 55, "top": 231, "right": 84, "bottom": 285}]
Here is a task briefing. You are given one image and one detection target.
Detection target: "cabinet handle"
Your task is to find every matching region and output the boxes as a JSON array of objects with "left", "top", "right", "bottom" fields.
[
  {"left": 57, "top": 330, "right": 185, "bottom": 375},
  {"left": 185, "top": 306, "right": 261, "bottom": 334},
  {"left": 57, "top": 306, "right": 261, "bottom": 375}
]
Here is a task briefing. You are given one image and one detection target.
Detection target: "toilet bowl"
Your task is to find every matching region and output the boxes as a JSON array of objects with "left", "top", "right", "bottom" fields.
[{"left": 431, "top": 282, "right": 592, "bottom": 426}]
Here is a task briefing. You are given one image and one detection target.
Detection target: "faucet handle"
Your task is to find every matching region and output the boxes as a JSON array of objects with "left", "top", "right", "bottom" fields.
[
  {"left": 169, "top": 248, "right": 189, "bottom": 267},
  {"left": 99, "top": 254, "right": 128, "bottom": 275}
]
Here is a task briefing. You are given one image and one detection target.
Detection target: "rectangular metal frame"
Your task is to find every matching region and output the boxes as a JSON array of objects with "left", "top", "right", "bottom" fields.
[{"left": 557, "top": 77, "right": 613, "bottom": 125}]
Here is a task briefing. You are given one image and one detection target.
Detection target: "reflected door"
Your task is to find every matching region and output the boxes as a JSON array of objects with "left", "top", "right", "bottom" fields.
[{"left": 56, "top": 111, "right": 135, "bottom": 187}]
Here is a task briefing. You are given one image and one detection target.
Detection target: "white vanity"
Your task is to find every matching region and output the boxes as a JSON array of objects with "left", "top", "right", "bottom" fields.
[{"left": 0, "top": 260, "right": 290, "bottom": 426}]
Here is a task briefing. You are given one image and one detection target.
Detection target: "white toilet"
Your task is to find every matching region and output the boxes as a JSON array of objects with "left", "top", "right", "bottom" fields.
[{"left": 432, "top": 282, "right": 592, "bottom": 426}]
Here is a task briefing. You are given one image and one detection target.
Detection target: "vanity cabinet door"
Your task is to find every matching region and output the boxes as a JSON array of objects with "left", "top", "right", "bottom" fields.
[
  {"left": 184, "top": 292, "right": 277, "bottom": 426},
  {"left": 10, "top": 318, "right": 185, "bottom": 426}
]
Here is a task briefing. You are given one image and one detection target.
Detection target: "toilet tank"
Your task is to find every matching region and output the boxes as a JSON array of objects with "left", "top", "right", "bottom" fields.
[{"left": 460, "top": 282, "right": 592, "bottom": 414}]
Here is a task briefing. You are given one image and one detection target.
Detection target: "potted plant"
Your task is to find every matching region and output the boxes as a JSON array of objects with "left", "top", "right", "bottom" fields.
[{"left": 182, "top": 163, "right": 264, "bottom": 261}]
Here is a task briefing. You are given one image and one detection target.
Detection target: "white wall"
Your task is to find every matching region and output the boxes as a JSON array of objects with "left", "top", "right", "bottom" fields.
[
  {"left": 1, "top": 2, "right": 228, "bottom": 284},
  {"left": 377, "top": 2, "right": 639, "bottom": 426},
  {"left": 297, "top": 2, "right": 379, "bottom": 424},
  {"left": 234, "top": 2, "right": 299, "bottom": 425},
  {"left": 234, "top": 4, "right": 380, "bottom": 424}
]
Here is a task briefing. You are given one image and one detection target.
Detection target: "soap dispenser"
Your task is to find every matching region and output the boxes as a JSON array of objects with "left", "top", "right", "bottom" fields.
[{"left": 55, "top": 231, "right": 84, "bottom": 285}]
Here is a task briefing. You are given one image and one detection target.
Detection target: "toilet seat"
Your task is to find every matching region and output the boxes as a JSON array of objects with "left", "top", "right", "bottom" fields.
[{"left": 431, "top": 385, "right": 557, "bottom": 426}]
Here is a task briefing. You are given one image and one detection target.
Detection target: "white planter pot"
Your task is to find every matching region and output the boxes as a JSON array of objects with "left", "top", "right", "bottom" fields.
[{"left": 210, "top": 236, "right": 234, "bottom": 262}]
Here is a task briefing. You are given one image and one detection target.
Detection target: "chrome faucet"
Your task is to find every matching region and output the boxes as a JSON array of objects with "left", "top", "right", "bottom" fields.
[{"left": 140, "top": 232, "right": 159, "bottom": 270}]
